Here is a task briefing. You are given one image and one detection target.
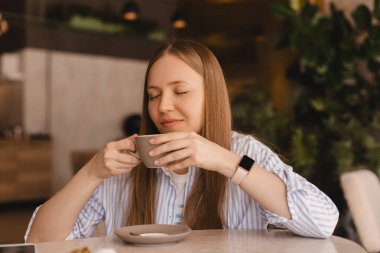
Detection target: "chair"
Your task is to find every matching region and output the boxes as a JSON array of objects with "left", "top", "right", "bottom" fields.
[
  {"left": 71, "top": 150, "right": 97, "bottom": 174},
  {"left": 71, "top": 150, "right": 105, "bottom": 237},
  {"left": 340, "top": 169, "right": 380, "bottom": 252}
]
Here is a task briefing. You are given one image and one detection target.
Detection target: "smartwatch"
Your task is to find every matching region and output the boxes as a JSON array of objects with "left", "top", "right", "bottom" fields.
[{"left": 231, "top": 155, "right": 255, "bottom": 185}]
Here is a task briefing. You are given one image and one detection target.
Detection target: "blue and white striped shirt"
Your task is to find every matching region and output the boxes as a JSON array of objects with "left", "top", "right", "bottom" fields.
[{"left": 25, "top": 131, "right": 339, "bottom": 240}]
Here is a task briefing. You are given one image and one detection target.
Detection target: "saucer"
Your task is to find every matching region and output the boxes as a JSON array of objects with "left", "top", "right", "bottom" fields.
[{"left": 115, "top": 224, "right": 191, "bottom": 245}]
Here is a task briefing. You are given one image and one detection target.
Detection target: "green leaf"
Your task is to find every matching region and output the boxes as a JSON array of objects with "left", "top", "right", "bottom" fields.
[
  {"left": 310, "top": 98, "right": 326, "bottom": 111},
  {"left": 316, "top": 65, "right": 328, "bottom": 75},
  {"left": 367, "top": 26, "right": 380, "bottom": 46},
  {"left": 291, "top": 128, "right": 318, "bottom": 178},
  {"left": 332, "top": 10, "right": 353, "bottom": 38},
  {"left": 301, "top": 3, "right": 318, "bottom": 21},
  {"left": 332, "top": 140, "right": 354, "bottom": 174},
  {"left": 272, "top": 3, "right": 294, "bottom": 18},
  {"left": 352, "top": 4, "right": 372, "bottom": 30}
]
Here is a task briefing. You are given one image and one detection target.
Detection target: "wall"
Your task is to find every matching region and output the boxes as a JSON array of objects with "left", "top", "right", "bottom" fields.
[
  {"left": 23, "top": 48, "right": 147, "bottom": 191},
  {"left": 23, "top": 49, "right": 49, "bottom": 134}
]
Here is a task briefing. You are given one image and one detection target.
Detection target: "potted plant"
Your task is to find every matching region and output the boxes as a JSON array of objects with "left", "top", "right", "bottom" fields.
[{"left": 233, "top": 0, "right": 380, "bottom": 236}]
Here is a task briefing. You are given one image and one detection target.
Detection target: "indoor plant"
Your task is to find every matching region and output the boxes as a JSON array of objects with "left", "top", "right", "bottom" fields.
[{"left": 233, "top": 0, "right": 380, "bottom": 223}]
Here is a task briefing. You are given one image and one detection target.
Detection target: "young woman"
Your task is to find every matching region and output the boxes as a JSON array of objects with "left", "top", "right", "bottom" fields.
[{"left": 26, "top": 40, "right": 339, "bottom": 242}]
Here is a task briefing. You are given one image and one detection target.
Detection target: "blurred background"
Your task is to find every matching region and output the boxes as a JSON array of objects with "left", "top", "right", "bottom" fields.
[{"left": 0, "top": 0, "right": 378, "bottom": 245}]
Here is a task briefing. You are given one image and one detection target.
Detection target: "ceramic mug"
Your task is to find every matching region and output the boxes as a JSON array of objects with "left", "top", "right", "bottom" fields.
[{"left": 133, "top": 134, "right": 166, "bottom": 168}]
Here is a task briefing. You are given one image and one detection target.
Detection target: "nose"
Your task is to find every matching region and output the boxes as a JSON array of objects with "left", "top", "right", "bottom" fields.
[{"left": 158, "top": 93, "right": 174, "bottom": 112}]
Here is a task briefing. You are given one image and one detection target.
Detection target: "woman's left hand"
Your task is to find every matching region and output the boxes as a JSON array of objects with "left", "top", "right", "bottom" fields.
[{"left": 149, "top": 132, "right": 240, "bottom": 175}]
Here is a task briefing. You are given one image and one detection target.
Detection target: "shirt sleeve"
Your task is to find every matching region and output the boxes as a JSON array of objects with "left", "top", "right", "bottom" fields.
[
  {"left": 24, "top": 191, "right": 105, "bottom": 241},
  {"left": 65, "top": 193, "right": 106, "bottom": 240},
  {"left": 245, "top": 137, "right": 339, "bottom": 238}
]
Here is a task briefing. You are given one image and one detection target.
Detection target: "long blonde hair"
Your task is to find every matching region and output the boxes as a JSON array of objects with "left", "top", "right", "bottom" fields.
[{"left": 126, "top": 39, "right": 232, "bottom": 229}]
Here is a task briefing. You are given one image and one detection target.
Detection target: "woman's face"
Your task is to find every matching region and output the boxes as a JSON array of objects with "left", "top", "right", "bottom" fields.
[{"left": 147, "top": 54, "right": 205, "bottom": 134}]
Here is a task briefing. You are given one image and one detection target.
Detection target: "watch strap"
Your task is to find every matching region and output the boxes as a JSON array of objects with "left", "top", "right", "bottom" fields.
[
  {"left": 231, "top": 155, "right": 255, "bottom": 185},
  {"left": 231, "top": 167, "right": 249, "bottom": 185}
]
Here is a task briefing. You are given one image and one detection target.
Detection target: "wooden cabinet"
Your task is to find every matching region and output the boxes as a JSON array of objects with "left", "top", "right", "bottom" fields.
[{"left": 0, "top": 140, "right": 51, "bottom": 203}]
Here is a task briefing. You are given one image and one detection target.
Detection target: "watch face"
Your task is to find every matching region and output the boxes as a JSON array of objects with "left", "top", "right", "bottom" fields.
[{"left": 239, "top": 155, "right": 255, "bottom": 171}]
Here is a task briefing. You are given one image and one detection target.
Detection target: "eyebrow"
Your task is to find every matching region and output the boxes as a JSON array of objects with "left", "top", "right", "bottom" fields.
[{"left": 147, "top": 80, "right": 189, "bottom": 89}]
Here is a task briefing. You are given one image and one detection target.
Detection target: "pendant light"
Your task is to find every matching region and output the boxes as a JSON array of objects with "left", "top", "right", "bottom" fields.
[
  {"left": 0, "top": 12, "right": 9, "bottom": 36},
  {"left": 122, "top": 1, "right": 140, "bottom": 21},
  {"left": 171, "top": 10, "right": 187, "bottom": 29}
]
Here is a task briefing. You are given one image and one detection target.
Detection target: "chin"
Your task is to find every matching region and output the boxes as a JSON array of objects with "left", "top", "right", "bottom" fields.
[
  {"left": 159, "top": 129, "right": 179, "bottom": 134},
  {"left": 159, "top": 127, "right": 191, "bottom": 134}
]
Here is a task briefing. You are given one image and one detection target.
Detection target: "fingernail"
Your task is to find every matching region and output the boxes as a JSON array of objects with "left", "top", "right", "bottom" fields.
[
  {"left": 154, "top": 160, "right": 159, "bottom": 165},
  {"left": 149, "top": 151, "right": 154, "bottom": 156},
  {"left": 149, "top": 138, "right": 155, "bottom": 144}
]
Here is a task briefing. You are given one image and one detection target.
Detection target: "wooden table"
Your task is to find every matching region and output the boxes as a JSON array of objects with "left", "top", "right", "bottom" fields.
[{"left": 35, "top": 229, "right": 366, "bottom": 253}]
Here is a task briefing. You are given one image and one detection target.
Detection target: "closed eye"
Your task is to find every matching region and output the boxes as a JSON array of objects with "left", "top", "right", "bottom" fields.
[
  {"left": 176, "top": 91, "right": 189, "bottom": 95},
  {"left": 148, "top": 94, "right": 161, "bottom": 100}
]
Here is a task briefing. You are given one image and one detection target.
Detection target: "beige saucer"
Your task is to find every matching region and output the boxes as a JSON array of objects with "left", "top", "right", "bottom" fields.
[{"left": 115, "top": 224, "right": 191, "bottom": 245}]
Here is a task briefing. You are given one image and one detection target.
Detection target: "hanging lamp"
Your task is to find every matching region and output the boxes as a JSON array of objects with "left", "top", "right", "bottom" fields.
[
  {"left": 0, "top": 12, "right": 9, "bottom": 36},
  {"left": 171, "top": 10, "right": 187, "bottom": 29},
  {"left": 122, "top": 1, "right": 140, "bottom": 21}
]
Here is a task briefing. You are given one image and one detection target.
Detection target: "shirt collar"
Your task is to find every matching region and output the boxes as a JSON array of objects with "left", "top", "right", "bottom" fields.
[{"left": 156, "top": 166, "right": 197, "bottom": 177}]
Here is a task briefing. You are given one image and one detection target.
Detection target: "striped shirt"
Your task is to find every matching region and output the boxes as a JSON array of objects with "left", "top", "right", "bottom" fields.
[{"left": 25, "top": 131, "right": 339, "bottom": 240}]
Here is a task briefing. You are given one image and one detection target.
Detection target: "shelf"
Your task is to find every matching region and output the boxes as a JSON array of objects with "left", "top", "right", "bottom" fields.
[
  {"left": 0, "top": 19, "right": 163, "bottom": 60},
  {"left": 0, "top": 139, "right": 51, "bottom": 203}
]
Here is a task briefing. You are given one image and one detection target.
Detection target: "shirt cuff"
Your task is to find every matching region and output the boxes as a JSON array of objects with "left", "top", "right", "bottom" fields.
[{"left": 264, "top": 170, "right": 306, "bottom": 225}]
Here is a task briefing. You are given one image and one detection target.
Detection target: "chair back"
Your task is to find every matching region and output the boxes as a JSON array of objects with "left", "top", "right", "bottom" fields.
[
  {"left": 340, "top": 169, "right": 380, "bottom": 253},
  {"left": 71, "top": 150, "right": 96, "bottom": 174}
]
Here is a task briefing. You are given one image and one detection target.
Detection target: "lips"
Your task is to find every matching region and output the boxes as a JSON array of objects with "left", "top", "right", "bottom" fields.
[{"left": 161, "top": 119, "right": 183, "bottom": 128}]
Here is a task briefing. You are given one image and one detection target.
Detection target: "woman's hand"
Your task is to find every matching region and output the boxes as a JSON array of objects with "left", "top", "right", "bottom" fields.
[
  {"left": 84, "top": 134, "right": 141, "bottom": 180},
  {"left": 149, "top": 132, "right": 240, "bottom": 176}
]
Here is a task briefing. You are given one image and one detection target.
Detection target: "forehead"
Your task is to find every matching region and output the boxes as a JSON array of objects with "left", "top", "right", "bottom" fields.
[{"left": 147, "top": 54, "right": 203, "bottom": 88}]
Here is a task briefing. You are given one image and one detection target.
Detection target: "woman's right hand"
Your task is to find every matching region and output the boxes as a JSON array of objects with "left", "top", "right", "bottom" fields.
[
  {"left": 27, "top": 134, "right": 141, "bottom": 243},
  {"left": 84, "top": 134, "right": 141, "bottom": 180}
]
